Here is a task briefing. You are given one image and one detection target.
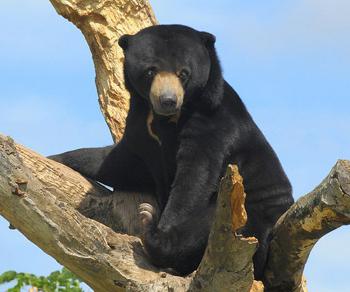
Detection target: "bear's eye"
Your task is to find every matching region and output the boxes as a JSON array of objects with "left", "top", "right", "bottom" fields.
[
  {"left": 146, "top": 67, "right": 157, "bottom": 78},
  {"left": 178, "top": 69, "right": 190, "bottom": 81}
]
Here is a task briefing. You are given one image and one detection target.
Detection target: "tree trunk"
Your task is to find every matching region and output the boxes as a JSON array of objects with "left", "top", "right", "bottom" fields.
[{"left": 49, "top": 0, "right": 157, "bottom": 141}]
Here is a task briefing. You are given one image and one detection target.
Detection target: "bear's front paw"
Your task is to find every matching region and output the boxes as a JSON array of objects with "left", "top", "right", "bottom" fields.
[{"left": 138, "top": 203, "right": 156, "bottom": 230}]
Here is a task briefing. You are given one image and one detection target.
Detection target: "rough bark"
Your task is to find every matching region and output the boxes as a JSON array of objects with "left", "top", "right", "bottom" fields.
[
  {"left": 264, "top": 160, "right": 350, "bottom": 292},
  {"left": 0, "top": 134, "right": 187, "bottom": 291},
  {"left": 189, "top": 165, "right": 258, "bottom": 292},
  {"left": 0, "top": 134, "right": 261, "bottom": 292},
  {"left": 49, "top": 0, "right": 157, "bottom": 141}
]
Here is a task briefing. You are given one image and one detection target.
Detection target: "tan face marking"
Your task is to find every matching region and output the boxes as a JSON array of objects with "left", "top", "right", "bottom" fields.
[
  {"left": 147, "top": 110, "right": 161, "bottom": 145},
  {"left": 149, "top": 72, "right": 184, "bottom": 115}
]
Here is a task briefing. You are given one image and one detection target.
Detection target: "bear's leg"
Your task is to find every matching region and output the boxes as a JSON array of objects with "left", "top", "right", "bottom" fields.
[
  {"left": 140, "top": 200, "right": 216, "bottom": 275},
  {"left": 48, "top": 145, "right": 114, "bottom": 180},
  {"left": 252, "top": 229, "right": 271, "bottom": 280},
  {"left": 138, "top": 123, "right": 228, "bottom": 274},
  {"left": 243, "top": 204, "right": 279, "bottom": 280},
  {"left": 49, "top": 142, "right": 154, "bottom": 191},
  {"left": 247, "top": 225, "right": 271, "bottom": 280}
]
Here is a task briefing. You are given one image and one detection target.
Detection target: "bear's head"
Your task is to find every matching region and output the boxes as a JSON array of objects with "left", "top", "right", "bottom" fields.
[{"left": 118, "top": 25, "right": 223, "bottom": 116}]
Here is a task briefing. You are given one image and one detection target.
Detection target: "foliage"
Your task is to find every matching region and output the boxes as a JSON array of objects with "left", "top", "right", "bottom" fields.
[{"left": 0, "top": 267, "right": 83, "bottom": 292}]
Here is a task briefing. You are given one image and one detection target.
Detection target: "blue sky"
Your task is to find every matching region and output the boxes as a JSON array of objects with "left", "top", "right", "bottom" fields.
[{"left": 0, "top": 0, "right": 349, "bottom": 291}]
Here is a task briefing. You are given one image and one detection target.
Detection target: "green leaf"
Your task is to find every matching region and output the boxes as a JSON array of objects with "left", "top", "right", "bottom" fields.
[
  {"left": 0, "top": 271, "right": 17, "bottom": 284},
  {"left": 0, "top": 267, "right": 85, "bottom": 291}
]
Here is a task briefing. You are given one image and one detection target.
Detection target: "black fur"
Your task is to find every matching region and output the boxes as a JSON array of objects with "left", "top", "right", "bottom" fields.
[{"left": 49, "top": 25, "right": 293, "bottom": 279}]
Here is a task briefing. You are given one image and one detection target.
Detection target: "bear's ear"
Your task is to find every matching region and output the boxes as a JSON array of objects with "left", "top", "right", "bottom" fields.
[
  {"left": 118, "top": 34, "right": 132, "bottom": 50},
  {"left": 199, "top": 31, "right": 216, "bottom": 47}
]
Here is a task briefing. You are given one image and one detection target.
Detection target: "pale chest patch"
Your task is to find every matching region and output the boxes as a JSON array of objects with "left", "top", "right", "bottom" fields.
[
  {"left": 146, "top": 110, "right": 180, "bottom": 145},
  {"left": 147, "top": 110, "right": 161, "bottom": 145}
]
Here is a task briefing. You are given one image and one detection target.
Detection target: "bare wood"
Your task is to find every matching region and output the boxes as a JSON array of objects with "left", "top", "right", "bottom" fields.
[
  {"left": 190, "top": 165, "right": 258, "bottom": 292},
  {"left": 0, "top": 134, "right": 189, "bottom": 291},
  {"left": 49, "top": 0, "right": 157, "bottom": 141},
  {"left": 0, "top": 134, "right": 264, "bottom": 291},
  {"left": 264, "top": 160, "right": 350, "bottom": 292}
]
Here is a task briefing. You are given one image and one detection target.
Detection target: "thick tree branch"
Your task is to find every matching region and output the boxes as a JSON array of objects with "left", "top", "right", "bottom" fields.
[
  {"left": 49, "top": 0, "right": 157, "bottom": 141},
  {"left": 0, "top": 134, "right": 188, "bottom": 291},
  {"left": 0, "top": 134, "right": 261, "bottom": 291},
  {"left": 264, "top": 160, "right": 350, "bottom": 292}
]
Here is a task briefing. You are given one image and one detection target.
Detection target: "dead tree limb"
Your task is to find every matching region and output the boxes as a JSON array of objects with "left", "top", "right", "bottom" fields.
[
  {"left": 190, "top": 165, "right": 258, "bottom": 292},
  {"left": 264, "top": 159, "right": 350, "bottom": 292},
  {"left": 0, "top": 134, "right": 261, "bottom": 291},
  {"left": 0, "top": 134, "right": 188, "bottom": 291}
]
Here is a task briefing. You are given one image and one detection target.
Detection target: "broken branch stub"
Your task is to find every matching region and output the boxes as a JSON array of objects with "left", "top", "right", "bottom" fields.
[{"left": 190, "top": 165, "right": 259, "bottom": 292}]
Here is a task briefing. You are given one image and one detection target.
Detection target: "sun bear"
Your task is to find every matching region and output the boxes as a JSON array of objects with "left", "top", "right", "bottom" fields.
[{"left": 49, "top": 24, "right": 294, "bottom": 279}]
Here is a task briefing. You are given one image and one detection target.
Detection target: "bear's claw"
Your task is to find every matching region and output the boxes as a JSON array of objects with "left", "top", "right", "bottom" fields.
[{"left": 138, "top": 203, "right": 155, "bottom": 227}]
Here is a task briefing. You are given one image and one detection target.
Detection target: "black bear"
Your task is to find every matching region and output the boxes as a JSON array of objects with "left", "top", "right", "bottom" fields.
[{"left": 49, "top": 24, "right": 293, "bottom": 279}]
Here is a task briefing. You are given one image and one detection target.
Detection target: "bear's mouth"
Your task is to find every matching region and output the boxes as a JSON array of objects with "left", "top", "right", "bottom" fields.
[{"left": 149, "top": 72, "right": 184, "bottom": 116}]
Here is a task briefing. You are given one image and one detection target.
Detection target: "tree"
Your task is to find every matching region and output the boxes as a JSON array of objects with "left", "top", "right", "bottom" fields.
[
  {"left": 0, "top": 0, "right": 349, "bottom": 291},
  {"left": 0, "top": 268, "right": 82, "bottom": 292}
]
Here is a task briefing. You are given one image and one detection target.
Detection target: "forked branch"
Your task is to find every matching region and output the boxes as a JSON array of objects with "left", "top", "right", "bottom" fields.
[{"left": 0, "top": 134, "right": 261, "bottom": 291}]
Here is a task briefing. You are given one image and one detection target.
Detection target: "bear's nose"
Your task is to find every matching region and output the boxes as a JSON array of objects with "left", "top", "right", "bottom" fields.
[{"left": 159, "top": 94, "right": 177, "bottom": 110}]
